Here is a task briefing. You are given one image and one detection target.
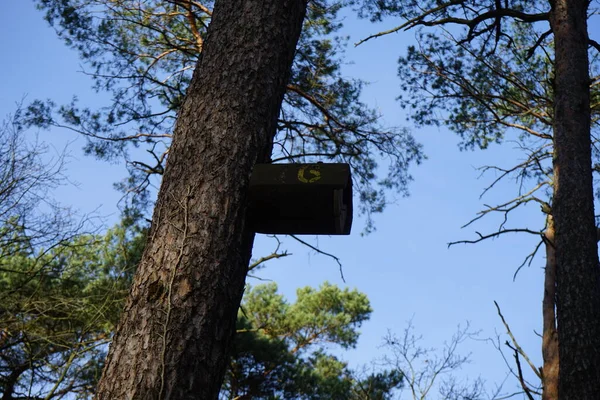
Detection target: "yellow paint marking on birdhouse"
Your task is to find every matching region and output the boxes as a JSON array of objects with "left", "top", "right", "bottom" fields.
[{"left": 297, "top": 164, "right": 322, "bottom": 183}]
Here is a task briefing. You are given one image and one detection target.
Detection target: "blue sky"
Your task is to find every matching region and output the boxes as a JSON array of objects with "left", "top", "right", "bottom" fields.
[{"left": 0, "top": 2, "right": 558, "bottom": 397}]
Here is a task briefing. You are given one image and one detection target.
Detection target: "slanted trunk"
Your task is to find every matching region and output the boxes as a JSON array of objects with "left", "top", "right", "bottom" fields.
[
  {"left": 550, "top": 0, "right": 600, "bottom": 398},
  {"left": 94, "top": 0, "right": 307, "bottom": 398},
  {"left": 542, "top": 215, "right": 558, "bottom": 400}
]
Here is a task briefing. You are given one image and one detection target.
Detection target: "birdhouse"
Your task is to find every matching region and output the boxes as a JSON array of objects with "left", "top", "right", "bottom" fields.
[{"left": 248, "top": 163, "right": 353, "bottom": 235}]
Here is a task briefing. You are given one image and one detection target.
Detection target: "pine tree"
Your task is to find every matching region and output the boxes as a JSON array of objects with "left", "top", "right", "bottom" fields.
[
  {"left": 30, "top": 0, "right": 423, "bottom": 229},
  {"left": 356, "top": 0, "right": 600, "bottom": 398},
  {"left": 92, "top": 1, "right": 310, "bottom": 398}
]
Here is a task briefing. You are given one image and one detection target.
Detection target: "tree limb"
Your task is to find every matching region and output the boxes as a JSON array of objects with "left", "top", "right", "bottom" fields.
[
  {"left": 289, "top": 235, "right": 345, "bottom": 282},
  {"left": 494, "top": 301, "right": 541, "bottom": 380},
  {"left": 356, "top": 1, "right": 548, "bottom": 46}
]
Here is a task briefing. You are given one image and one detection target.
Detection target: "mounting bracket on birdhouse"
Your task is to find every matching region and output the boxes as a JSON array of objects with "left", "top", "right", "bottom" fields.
[{"left": 248, "top": 163, "right": 353, "bottom": 235}]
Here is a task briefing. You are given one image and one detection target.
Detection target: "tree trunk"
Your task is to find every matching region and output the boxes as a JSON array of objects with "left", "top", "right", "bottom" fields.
[
  {"left": 542, "top": 215, "right": 558, "bottom": 400},
  {"left": 94, "top": 0, "right": 307, "bottom": 398},
  {"left": 550, "top": 1, "right": 600, "bottom": 398}
]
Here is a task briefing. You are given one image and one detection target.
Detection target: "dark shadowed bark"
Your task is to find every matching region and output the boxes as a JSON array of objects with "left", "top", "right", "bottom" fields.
[
  {"left": 94, "top": 0, "right": 307, "bottom": 398},
  {"left": 550, "top": 0, "right": 600, "bottom": 398},
  {"left": 542, "top": 214, "right": 558, "bottom": 400}
]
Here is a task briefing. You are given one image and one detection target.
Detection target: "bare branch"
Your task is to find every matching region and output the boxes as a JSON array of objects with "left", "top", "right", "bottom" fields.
[
  {"left": 513, "top": 239, "right": 544, "bottom": 281},
  {"left": 382, "top": 320, "right": 483, "bottom": 400},
  {"left": 248, "top": 252, "right": 291, "bottom": 272},
  {"left": 589, "top": 38, "right": 600, "bottom": 53},
  {"left": 494, "top": 301, "right": 542, "bottom": 380},
  {"left": 289, "top": 235, "right": 345, "bottom": 282},
  {"left": 526, "top": 29, "right": 552, "bottom": 60},
  {"left": 449, "top": 228, "right": 541, "bottom": 247}
]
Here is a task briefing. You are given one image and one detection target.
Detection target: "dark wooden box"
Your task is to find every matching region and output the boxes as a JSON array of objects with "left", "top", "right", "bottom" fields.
[{"left": 248, "top": 163, "right": 353, "bottom": 235}]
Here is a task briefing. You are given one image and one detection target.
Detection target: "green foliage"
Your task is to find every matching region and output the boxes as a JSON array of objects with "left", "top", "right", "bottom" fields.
[
  {"left": 242, "top": 282, "right": 371, "bottom": 350},
  {"left": 0, "top": 113, "right": 398, "bottom": 397},
  {"left": 1, "top": 218, "right": 399, "bottom": 399},
  {"left": 222, "top": 282, "right": 403, "bottom": 399},
  {"left": 0, "top": 219, "right": 147, "bottom": 399},
  {"left": 396, "top": 25, "right": 554, "bottom": 152},
  {"left": 0, "top": 111, "right": 75, "bottom": 257},
  {"left": 28, "top": 0, "right": 424, "bottom": 231},
  {"left": 379, "top": 1, "right": 600, "bottom": 210},
  {"left": 354, "top": 0, "right": 556, "bottom": 150},
  {"left": 353, "top": 1, "right": 579, "bottom": 245}
]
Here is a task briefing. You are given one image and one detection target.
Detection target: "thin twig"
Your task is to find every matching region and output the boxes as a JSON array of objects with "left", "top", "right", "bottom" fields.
[
  {"left": 290, "top": 235, "right": 345, "bottom": 282},
  {"left": 448, "top": 228, "right": 540, "bottom": 247},
  {"left": 248, "top": 251, "right": 290, "bottom": 271}
]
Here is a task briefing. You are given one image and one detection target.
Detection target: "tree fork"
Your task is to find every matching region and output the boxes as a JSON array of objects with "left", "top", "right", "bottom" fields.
[
  {"left": 550, "top": 0, "right": 600, "bottom": 398},
  {"left": 94, "top": 0, "right": 308, "bottom": 398}
]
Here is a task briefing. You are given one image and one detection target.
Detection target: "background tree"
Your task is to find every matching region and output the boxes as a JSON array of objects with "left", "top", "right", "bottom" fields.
[
  {"left": 381, "top": 322, "right": 487, "bottom": 400},
  {"left": 0, "top": 220, "right": 145, "bottom": 400},
  {"left": 0, "top": 124, "right": 396, "bottom": 399},
  {"left": 0, "top": 111, "right": 400, "bottom": 399},
  {"left": 2, "top": 220, "right": 400, "bottom": 399},
  {"left": 0, "top": 109, "right": 73, "bottom": 259},
  {"left": 222, "top": 282, "right": 403, "bottom": 399},
  {"left": 0, "top": 109, "right": 145, "bottom": 399},
  {"left": 29, "top": 0, "right": 423, "bottom": 231},
  {"left": 355, "top": 0, "right": 600, "bottom": 398}
]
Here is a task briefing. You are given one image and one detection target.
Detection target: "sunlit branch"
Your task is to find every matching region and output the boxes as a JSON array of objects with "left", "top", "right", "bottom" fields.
[
  {"left": 494, "top": 301, "right": 542, "bottom": 380},
  {"left": 247, "top": 251, "right": 290, "bottom": 272},
  {"left": 458, "top": 182, "right": 550, "bottom": 232},
  {"left": 143, "top": 48, "right": 179, "bottom": 77},
  {"left": 166, "top": 0, "right": 213, "bottom": 17},
  {"left": 448, "top": 228, "right": 540, "bottom": 247},
  {"left": 287, "top": 84, "right": 347, "bottom": 129}
]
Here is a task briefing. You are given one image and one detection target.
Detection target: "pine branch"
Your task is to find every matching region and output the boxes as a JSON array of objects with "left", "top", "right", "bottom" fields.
[{"left": 356, "top": 1, "right": 548, "bottom": 46}]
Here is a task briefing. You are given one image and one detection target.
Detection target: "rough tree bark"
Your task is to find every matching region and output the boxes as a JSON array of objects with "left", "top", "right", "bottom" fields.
[
  {"left": 94, "top": 0, "right": 307, "bottom": 398},
  {"left": 542, "top": 214, "right": 558, "bottom": 400},
  {"left": 550, "top": 0, "right": 600, "bottom": 398}
]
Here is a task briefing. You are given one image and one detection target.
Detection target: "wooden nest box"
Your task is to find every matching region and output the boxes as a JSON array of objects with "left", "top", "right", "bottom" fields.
[{"left": 248, "top": 163, "right": 353, "bottom": 235}]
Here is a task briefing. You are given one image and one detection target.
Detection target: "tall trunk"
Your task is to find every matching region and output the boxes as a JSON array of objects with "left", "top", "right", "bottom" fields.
[
  {"left": 542, "top": 215, "right": 558, "bottom": 400},
  {"left": 550, "top": 1, "right": 600, "bottom": 398},
  {"left": 95, "top": 0, "right": 307, "bottom": 398}
]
